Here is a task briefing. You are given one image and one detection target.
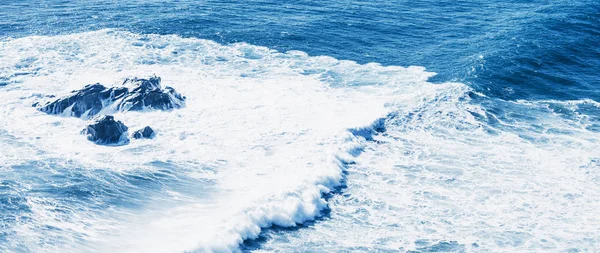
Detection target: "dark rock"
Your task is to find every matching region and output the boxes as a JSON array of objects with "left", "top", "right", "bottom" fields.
[
  {"left": 82, "top": 115, "right": 129, "bottom": 145},
  {"left": 38, "top": 76, "right": 186, "bottom": 119},
  {"left": 39, "top": 83, "right": 107, "bottom": 118},
  {"left": 118, "top": 77, "right": 185, "bottom": 111},
  {"left": 125, "top": 76, "right": 162, "bottom": 92},
  {"left": 133, "top": 126, "right": 155, "bottom": 139}
]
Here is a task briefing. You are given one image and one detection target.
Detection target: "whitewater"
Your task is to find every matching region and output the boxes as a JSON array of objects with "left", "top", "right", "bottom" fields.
[{"left": 1, "top": 29, "right": 599, "bottom": 252}]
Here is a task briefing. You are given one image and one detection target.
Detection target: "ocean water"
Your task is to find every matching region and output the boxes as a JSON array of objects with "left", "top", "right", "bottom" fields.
[{"left": 0, "top": 1, "right": 599, "bottom": 252}]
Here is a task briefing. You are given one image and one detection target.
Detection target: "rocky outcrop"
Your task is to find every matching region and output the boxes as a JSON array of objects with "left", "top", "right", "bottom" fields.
[
  {"left": 82, "top": 115, "right": 129, "bottom": 145},
  {"left": 119, "top": 77, "right": 186, "bottom": 112},
  {"left": 38, "top": 76, "right": 185, "bottom": 119},
  {"left": 132, "top": 126, "right": 155, "bottom": 139}
]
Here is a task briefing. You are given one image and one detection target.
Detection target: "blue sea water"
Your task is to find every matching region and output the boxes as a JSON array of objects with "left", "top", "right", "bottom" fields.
[{"left": 0, "top": 1, "right": 599, "bottom": 252}]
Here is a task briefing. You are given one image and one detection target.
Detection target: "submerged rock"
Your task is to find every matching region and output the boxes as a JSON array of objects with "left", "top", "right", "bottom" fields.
[
  {"left": 82, "top": 115, "right": 129, "bottom": 145},
  {"left": 38, "top": 76, "right": 185, "bottom": 119},
  {"left": 132, "top": 126, "right": 155, "bottom": 139}
]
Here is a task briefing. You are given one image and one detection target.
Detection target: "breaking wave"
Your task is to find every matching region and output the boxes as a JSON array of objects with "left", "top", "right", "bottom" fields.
[{"left": 0, "top": 29, "right": 598, "bottom": 252}]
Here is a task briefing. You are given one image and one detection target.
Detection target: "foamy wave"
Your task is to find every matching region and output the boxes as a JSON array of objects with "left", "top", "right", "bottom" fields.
[
  {"left": 244, "top": 80, "right": 600, "bottom": 252},
  {"left": 0, "top": 29, "right": 458, "bottom": 252}
]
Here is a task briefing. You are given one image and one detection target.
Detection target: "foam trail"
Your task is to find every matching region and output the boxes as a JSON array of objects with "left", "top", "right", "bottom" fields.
[
  {"left": 0, "top": 30, "right": 441, "bottom": 252},
  {"left": 6, "top": 29, "right": 594, "bottom": 253},
  {"left": 247, "top": 84, "right": 600, "bottom": 252}
]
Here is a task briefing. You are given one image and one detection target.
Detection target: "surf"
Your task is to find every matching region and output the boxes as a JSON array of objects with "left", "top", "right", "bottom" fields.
[{"left": 0, "top": 29, "right": 450, "bottom": 252}]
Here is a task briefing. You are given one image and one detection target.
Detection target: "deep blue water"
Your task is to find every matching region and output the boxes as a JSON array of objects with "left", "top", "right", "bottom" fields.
[
  {"left": 1, "top": 1, "right": 600, "bottom": 252},
  {"left": 2, "top": 0, "right": 599, "bottom": 101}
]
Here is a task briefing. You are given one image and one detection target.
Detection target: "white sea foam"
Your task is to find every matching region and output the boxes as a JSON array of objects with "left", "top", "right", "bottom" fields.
[
  {"left": 0, "top": 30, "right": 445, "bottom": 252},
  {"left": 2, "top": 29, "right": 598, "bottom": 253},
  {"left": 250, "top": 87, "right": 600, "bottom": 252}
]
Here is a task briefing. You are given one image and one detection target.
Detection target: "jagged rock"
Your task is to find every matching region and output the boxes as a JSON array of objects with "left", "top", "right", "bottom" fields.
[
  {"left": 119, "top": 77, "right": 186, "bottom": 112},
  {"left": 82, "top": 115, "right": 129, "bottom": 145},
  {"left": 132, "top": 126, "right": 155, "bottom": 139},
  {"left": 39, "top": 83, "right": 108, "bottom": 118},
  {"left": 38, "top": 76, "right": 185, "bottom": 119}
]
